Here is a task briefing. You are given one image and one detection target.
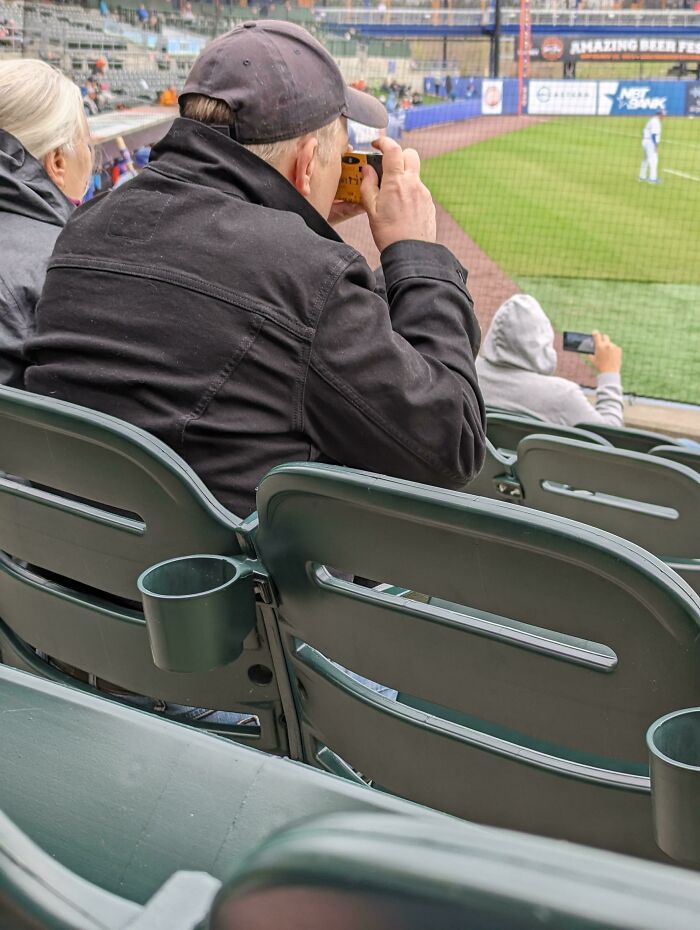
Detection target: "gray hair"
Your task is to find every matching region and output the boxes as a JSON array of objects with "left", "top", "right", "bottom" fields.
[
  {"left": 0, "top": 59, "right": 87, "bottom": 160},
  {"left": 180, "top": 93, "right": 342, "bottom": 166}
]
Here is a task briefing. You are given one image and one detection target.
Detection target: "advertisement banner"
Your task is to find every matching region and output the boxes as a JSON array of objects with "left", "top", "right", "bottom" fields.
[
  {"left": 482, "top": 79, "right": 503, "bottom": 115},
  {"left": 686, "top": 82, "right": 700, "bottom": 116},
  {"left": 517, "top": 34, "right": 700, "bottom": 63},
  {"left": 527, "top": 80, "right": 598, "bottom": 115},
  {"left": 598, "top": 81, "right": 687, "bottom": 116}
]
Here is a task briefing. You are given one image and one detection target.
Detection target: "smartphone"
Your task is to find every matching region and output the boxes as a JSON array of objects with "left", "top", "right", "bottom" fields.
[
  {"left": 563, "top": 331, "right": 595, "bottom": 354},
  {"left": 335, "top": 152, "right": 383, "bottom": 204}
]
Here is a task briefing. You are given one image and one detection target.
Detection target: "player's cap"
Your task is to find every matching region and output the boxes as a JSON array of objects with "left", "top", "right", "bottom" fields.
[
  {"left": 657, "top": 107, "right": 666, "bottom": 115},
  {"left": 180, "top": 20, "right": 388, "bottom": 144}
]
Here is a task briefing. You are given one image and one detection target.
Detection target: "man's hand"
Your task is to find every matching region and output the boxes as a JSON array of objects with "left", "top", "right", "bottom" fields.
[
  {"left": 592, "top": 330, "right": 622, "bottom": 373},
  {"left": 361, "top": 136, "right": 436, "bottom": 253},
  {"left": 328, "top": 200, "right": 366, "bottom": 227}
]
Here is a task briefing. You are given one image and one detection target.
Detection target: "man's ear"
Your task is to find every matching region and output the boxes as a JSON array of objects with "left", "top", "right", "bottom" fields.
[
  {"left": 291, "top": 135, "right": 318, "bottom": 200},
  {"left": 43, "top": 147, "right": 67, "bottom": 191}
]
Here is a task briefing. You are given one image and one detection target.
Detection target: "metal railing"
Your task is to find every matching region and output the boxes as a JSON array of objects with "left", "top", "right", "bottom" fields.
[{"left": 316, "top": 7, "right": 700, "bottom": 28}]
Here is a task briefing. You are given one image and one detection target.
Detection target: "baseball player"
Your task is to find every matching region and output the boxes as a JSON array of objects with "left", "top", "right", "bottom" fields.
[{"left": 639, "top": 108, "right": 664, "bottom": 184}]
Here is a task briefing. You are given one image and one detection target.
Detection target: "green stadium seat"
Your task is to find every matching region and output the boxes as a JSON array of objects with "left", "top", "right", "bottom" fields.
[
  {"left": 5, "top": 666, "right": 700, "bottom": 930},
  {"left": 0, "top": 663, "right": 447, "bottom": 909},
  {"left": 211, "top": 812, "right": 700, "bottom": 930},
  {"left": 574, "top": 422, "right": 684, "bottom": 455},
  {"left": 0, "top": 385, "right": 286, "bottom": 752},
  {"left": 254, "top": 462, "right": 700, "bottom": 862},
  {"left": 485, "top": 405, "right": 544, "bottom": 420},
  {"left": 650, "top": 443, "right": 700, "bottom": 474},
  {"left": 516, "top": 436, "right": 700, "bottom": 593},
  {"left": 487, "top": 412, "right": 611, "bottom": 456}
]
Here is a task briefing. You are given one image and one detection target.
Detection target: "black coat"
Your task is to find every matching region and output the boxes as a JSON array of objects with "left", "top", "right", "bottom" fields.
[
  {"left": 26, "top": 118, "right": 485, "bottom": 517},
  {"left": 0, "top": 130, "right": 73, "bottom": 388}
]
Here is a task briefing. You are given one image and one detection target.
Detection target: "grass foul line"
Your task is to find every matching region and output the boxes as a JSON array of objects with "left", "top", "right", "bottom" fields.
[{"left": 664, "top": 168, "right": 700, "bottom": 183}]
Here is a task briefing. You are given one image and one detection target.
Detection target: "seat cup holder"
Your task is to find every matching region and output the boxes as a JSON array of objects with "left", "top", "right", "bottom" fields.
[
  {"left": 138, "top": 554, "right": 257, "bottom": 673},
  {"left": 647, "top": 708, "right": 700, "bottom": 866}
]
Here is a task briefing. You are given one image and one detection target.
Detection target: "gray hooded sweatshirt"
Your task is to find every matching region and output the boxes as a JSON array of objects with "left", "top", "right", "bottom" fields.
[
  {"left": 0, "top": 129, "right": 73, "bottom": 388},
  {"left": 475, "top": 294, "right": 624, "bottom": 427}
]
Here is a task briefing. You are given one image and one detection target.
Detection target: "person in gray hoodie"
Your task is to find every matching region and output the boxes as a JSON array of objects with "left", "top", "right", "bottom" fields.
[
  {"left": 475, "top": 294, "right": 624, "bottom": 427},
  {"left": 0, "top": 60, "right": 92, "bottom": 387}
]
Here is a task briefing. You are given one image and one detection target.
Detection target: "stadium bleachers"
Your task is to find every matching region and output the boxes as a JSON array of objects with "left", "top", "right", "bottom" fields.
[{"left": 0, "top": 385, "right": 699, "bottom": 865}]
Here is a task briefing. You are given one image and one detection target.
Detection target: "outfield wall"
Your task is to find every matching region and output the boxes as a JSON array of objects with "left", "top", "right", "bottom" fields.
[{"left": 414, "top": 78, "right": 700, "bottom": 129}]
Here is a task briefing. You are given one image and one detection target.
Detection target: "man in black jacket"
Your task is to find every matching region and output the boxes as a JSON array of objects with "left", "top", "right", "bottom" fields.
[{"left": 26, "top": 21, "right": 485, "bottom": 517}]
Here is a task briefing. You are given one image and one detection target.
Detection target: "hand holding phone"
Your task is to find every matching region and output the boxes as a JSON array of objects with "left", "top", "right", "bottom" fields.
[
  {"left": 563, "top": 331, "right": 595, "bottom": 354},
  {"left": 563, "top": 330, "right": 622, "bottom": 373},
  {"left": 591, "top": 330, "right": 622, "bottom": 374}
]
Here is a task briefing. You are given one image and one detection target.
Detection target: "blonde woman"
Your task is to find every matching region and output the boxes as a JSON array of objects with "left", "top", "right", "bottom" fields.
[{"left": 0, "top": 59, "right": 92, "bottom": 387}]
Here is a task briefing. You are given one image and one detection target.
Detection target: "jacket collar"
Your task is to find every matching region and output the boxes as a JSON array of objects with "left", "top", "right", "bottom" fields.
[
  {"left": 0, "top": 129, "right": 74, "bottom": 227},
  {"left": 149, "top": 117, "right": 342, "bottom": 243}
]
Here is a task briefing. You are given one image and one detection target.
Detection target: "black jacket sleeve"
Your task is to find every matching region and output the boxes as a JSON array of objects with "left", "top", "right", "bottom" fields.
[{"left": 302, "top": 240, "right": 486, "bottom": 488}]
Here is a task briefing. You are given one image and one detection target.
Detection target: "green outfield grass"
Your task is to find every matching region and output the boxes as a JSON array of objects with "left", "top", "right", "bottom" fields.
[{"left": 422, "top": 117, "right": 700, "bottom": 402}]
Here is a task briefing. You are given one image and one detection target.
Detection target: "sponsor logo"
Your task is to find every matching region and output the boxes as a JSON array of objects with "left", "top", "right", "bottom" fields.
[
  {"left": 687, "top": 82, "right": 700, "bottom": 115},
  {"left": 484, "top": 84, "right": 502, "bottom": 107},
  {"left": 482, "top": 79, "right": 503, "bottom": 115},
  {"left": 528, "top": 81, "right": 598, "bottom": 115},
  {"left": 541, "top": 36, "right": 564, "bottom": 61},
  {"left": 609, "top": 85, "right": 667, "bottom": 112}
]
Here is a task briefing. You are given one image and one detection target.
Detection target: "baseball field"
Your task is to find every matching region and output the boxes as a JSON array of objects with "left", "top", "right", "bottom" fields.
[{"left": 422, "top": 116, "right": 700, "bottom": 404}]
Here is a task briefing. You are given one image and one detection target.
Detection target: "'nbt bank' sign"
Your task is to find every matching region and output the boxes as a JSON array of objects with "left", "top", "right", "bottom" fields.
[{"left": 598, "top": 81, "right": 687, "bottom": 116}]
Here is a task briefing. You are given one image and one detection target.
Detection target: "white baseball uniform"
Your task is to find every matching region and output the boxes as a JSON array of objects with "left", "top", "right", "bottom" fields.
[{"left": 640, "top": 115, "right": 662, "bottom": 182}]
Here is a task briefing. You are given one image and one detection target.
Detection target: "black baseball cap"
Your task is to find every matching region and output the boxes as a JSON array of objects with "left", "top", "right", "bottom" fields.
[{"left": 180, "top": 20, "right": 388, "bottom": 144}]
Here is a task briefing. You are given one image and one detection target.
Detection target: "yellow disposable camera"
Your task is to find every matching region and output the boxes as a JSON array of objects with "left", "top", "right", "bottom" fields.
[{"left": 335, "top": 152, "right": 384, "bottom": 204}]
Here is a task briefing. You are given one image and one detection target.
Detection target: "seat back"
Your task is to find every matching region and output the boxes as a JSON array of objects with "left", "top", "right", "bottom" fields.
[
  {"left": 0, "top": 664, "right": 449, "bottom": 904},
  {"left": 6, "top": 666, "right": 700, "bottom": 930},
  {"left": 575, "top": 422, "right": 682, "bottom": 455},
  {"left": 487, "top": 413, "right": 610, "bottom": 455},
  {"left": 255, "top": 463, "right": 700, "bottom": 859},
  {"left": 516, "top": 436, "right": 700, "bottom": 590},
  {"left": 212, "top": 813, "right": 700, "bottom": 930},
  {"left": 484, "top": 405, "right": 544, "bottom": 420},
  {"left": 650, "top": 444, "right": 700, "bottom": 475},
  {"left": 0, "top": 386, "right": 285, "bottom": 750}
]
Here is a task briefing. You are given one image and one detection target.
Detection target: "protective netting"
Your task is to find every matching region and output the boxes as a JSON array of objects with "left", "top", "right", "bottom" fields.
[{"left": 4, "top": 0, "right": 699, "bottom": 404}]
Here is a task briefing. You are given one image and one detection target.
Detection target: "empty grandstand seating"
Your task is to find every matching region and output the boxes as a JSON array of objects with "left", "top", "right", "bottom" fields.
[
  {"left": 1, "top": 386, "right": 699, "bottom": 862},
  {"left": 5, "top": 665, "right": 700, "bottom": 929}
]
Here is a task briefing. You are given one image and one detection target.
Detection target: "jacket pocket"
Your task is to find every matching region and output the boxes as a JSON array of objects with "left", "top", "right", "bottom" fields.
[{"left": 179, "top": 312, "right": 264, "bottom": 444}]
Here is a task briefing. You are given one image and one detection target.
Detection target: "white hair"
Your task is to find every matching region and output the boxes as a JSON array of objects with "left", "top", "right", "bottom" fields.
[{"left": 0, "top": 59, "right": 87, "bottom": 160}]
